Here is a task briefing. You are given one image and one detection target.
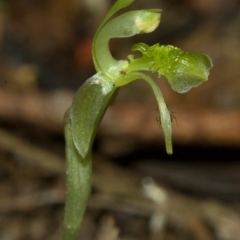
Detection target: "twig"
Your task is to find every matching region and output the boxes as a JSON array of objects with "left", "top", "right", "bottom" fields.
[{"left": 0, "top": 128, "right": 64, "bottom": 173}]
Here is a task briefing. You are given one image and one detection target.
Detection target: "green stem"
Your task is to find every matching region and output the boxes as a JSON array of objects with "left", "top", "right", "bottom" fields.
[
  {"left": 61, "top": 75, "right": 116, "bottom": 240},
  {"left": 62, "top": 110, "right": 92, "bottom": 240}
]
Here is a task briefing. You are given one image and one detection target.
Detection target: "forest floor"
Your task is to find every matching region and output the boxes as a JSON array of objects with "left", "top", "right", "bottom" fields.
[{"left": 1, "top": 0, "right": 240, "bottom": 239}]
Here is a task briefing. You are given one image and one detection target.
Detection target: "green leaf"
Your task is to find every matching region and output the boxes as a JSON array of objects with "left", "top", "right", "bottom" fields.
[{"left": 70, "top": 74, "right": 116, "bottom": 158}]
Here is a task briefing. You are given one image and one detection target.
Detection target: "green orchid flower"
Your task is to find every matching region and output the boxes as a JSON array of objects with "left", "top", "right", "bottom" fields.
[{"left": 62, "top": 0, "right": 213, "bottom": 239}]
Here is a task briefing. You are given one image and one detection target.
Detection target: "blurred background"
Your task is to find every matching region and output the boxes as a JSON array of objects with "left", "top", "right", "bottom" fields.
[{"left": 1, "top": 0, "right": 240, "bottom": 239}]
